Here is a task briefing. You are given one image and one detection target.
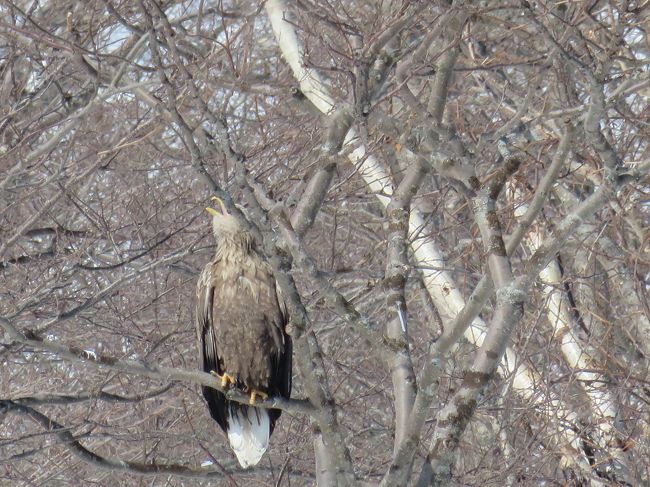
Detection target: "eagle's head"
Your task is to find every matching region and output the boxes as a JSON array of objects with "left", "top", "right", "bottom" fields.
[{"left": 205, "top": 196, "right": 243, "bottom": 238}]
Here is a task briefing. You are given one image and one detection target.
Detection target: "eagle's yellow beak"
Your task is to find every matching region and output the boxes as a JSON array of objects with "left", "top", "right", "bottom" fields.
[{"left": 205, "top": 196, "right": 228, "bottom": 216}]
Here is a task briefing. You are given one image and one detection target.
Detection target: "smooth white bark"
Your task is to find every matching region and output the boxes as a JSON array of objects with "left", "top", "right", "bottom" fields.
[{"left": 265, "top": 0, "right": 592, "bottom": 476}]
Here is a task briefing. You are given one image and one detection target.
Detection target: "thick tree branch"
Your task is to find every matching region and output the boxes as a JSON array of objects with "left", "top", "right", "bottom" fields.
[
  {"left": 1, "top": 399, "right": 229, "bottom": 478},
  {"left": 0, "top": 316, "right": 313, "bottom": 416},
  {"left": 384, "top": 159, "right": 427, "bottom": 450}
]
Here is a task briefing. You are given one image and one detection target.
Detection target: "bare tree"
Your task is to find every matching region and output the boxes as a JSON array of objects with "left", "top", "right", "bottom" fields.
[{"left": 1, "top": 1, "right": 648, "bottom": 485}]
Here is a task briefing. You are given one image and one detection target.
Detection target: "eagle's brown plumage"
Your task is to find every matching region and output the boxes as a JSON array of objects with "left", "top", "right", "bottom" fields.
[{"left": 196, "top": 197, "right": 292, "bottom": 468}]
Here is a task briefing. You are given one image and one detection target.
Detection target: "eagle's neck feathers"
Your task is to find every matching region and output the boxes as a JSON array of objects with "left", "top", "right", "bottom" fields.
[{"left": 214, "top": 231, "right": 256, "bottom": 264}]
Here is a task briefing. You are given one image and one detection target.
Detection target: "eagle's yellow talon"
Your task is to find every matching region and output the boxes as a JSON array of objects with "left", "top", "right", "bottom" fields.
[
  {"left": 221, "top": 373, "right": 236, "bottom": 388},
  {"left": 249, "top": 390, "right": 268, "bottom": 405},
  {"left": 210, "top": 371, "right": 236, "bottom": 388}
]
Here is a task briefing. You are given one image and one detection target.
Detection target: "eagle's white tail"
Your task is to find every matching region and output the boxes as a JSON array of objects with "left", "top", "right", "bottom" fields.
[{"left": 227, "top": 406, "right": 270, "bottom": 468}]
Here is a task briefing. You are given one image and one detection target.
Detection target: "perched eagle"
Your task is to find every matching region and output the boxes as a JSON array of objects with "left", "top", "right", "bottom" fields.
[{"left": 196, "top": 197, "right": 292, "bottom": 468}]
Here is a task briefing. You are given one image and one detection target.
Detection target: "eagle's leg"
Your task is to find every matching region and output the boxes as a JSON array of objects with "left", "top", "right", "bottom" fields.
[
  {"left": 248, "top": 389, "right": 268, "bottom": 405},
  {"left": 210, "top": 370, "right": 237, "bottom": 388}
]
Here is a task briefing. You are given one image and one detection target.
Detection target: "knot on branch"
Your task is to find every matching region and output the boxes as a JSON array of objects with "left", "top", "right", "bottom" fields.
[
  {"left": 385, "top": 265, "right": 409, "bottom": 283},
  {"left": 383, "top": 334, "right": 409, "bottom": 352},
  {"left": 495, "top": 285, "right": 526, "bottom": 305}
]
